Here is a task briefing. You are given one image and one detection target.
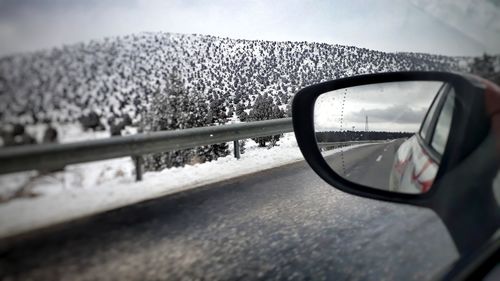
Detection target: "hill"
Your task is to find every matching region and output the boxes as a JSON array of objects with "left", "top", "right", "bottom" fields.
[{"left": 0, "top": 32, "right": 470, "bottom": 129}]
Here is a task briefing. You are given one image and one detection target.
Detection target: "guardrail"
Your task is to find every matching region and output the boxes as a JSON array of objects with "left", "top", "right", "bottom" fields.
[
  {"left": 0, "top": 118, "right": 294, "bottom": 180},
  {"left": 317, "top": 140, "right": 380, "bottom": 149}
]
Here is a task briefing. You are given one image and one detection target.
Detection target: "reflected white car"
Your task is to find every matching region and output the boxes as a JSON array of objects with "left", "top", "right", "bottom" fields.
[
  {"left": 389, "top": 83, "right": 455, "bottom": 194},
  {"left": 389, "top": 135, "right": 438, "bottom": 193}
]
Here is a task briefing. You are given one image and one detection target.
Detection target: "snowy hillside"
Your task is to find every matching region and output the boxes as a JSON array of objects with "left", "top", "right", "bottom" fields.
[{"left": 0, "top": 32, "right": 469, "bottom": 132}]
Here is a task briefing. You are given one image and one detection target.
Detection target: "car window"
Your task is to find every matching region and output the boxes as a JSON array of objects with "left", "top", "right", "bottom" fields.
[
  {"left": 419, "top": 84, "right": 448, "bottom": 141},
  {"left": 1, "top": 2, "right": 500, "bottom": 281},
  {"left": 430, "top": 88, "right": 455, "bottom": 156}
]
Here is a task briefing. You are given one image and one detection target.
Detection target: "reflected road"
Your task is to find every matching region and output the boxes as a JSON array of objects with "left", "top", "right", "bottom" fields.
[{"left": 322, "top": 139, "right": 404, "bottom": 190}]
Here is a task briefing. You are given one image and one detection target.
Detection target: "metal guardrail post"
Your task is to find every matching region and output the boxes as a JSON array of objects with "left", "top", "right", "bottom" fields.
[
  {"left": 233, "top": 140, "right": 240, "bottom": 159},
  {"left": 133, "top": 156, "right": 143, "bottom": 181}
]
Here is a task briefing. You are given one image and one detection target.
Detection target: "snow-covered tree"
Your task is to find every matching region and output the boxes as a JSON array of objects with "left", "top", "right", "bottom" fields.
[
  {"left": 247, "top": 94, "right": 285, "bottom": 147},
  {"left": 470, "top": 54, "right": 500, "bottom": 84}
]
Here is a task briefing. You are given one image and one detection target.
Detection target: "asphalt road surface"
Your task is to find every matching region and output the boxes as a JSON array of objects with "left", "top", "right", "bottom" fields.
[
  {"left": 0, "top": 142, "right": 457, "bottom": 281},
  {"left": 323, "top": 140, "right": 404, "bottom": 190}
]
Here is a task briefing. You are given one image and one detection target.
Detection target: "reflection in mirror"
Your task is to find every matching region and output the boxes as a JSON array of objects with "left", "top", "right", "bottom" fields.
[{"left": 314, "top": 81, "right": 454, "bottom": 194}]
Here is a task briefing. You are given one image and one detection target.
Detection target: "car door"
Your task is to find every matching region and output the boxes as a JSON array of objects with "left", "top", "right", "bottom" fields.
[{"left": 390, "top": 83, "right": 454, "bottom": 193}]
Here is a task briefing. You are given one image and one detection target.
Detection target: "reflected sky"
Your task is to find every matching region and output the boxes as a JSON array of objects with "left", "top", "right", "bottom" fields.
[{"left": 314, "top": 81, "right": 443, "bottom": 132}]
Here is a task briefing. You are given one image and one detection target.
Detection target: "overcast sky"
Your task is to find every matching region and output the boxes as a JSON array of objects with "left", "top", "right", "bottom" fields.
[
  {"left": 1, "top": 0, "right": 500, "bottom": 57},
  {"left": 314, "top": 81, "right": 442, "bottom": 132}
]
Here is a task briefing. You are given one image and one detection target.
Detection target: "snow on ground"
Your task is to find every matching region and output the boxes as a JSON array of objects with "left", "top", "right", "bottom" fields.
[
  {"left": 22, "top": 123, "right": 139, "bottom": 144},
  {"left": 0, "top": 133, "right": 376, "bottom": 239}
]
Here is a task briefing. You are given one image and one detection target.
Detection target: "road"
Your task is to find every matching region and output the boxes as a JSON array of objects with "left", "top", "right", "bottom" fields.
[
  {"left": 322, "top": 140, "right": 404, "bottom": 190},
  {"left": 0, "top": 142, "right": 457, "bottom": 280}
]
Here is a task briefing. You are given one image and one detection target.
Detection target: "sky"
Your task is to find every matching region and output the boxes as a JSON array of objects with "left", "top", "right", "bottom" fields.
[
  {"left": 0, "top": 0, "right": 500, "bottom": 57},
  {"left": 314, "top": 81, "right": 443, "bottom": 132}
]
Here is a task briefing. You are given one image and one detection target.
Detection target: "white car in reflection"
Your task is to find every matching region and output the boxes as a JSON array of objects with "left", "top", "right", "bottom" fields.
[{"left": 389, "top": 83, "right": 455, "bottom": 193}]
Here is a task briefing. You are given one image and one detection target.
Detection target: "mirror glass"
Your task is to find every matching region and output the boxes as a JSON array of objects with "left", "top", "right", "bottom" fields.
[{"left": 314, "top": 81, "right": 455, "bottom": 194}]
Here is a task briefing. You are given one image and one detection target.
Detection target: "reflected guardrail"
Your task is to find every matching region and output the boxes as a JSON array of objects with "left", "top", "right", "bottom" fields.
[{"left": 317, "top": 140, "right": 381, "bottom": 150}]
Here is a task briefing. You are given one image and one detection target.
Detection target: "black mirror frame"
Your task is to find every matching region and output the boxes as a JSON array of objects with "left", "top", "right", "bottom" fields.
[{"left": 293, "top": 71, "right": 491, "bottom": 204}]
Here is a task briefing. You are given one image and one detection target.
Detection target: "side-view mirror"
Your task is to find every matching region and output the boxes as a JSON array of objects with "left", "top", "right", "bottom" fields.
[{"left": 292, "top": 72, "right": 500, "bottom": 275}]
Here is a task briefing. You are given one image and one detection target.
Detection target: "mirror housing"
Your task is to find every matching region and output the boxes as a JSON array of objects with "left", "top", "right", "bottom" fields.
[{"left": 292, "top": 71, "right": 499, "bottom": 257}]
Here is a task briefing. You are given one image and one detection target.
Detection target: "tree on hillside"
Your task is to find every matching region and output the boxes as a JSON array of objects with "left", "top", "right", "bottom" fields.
[
  {"left": 286, "top": 96, "right": 293, "bottom": 117},
  {"left": 471, "top": 54, "right": 500, "bottom": 84},
  {"left": 142, "top": 73, "right": 194, "bottom": 170},
  {"left": 247, "top": 93, "right": 285, "bottom": 147},
  {"left": 235, "top": 103, "right": 247, "bottom": 120},
  {"left": 203, "top": 93, "right": 230, "bottom": 161},
  {"left": 142, "top": 73, "right": 231, "bottom": 170}
]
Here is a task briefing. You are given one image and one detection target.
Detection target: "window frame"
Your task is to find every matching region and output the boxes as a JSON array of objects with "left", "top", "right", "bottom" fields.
[
  {"left": 430, "top": 88, "right": 455, "bottom": 156},
  {"left": 416, "top": 83, "right": 452, "bottom": 163}
]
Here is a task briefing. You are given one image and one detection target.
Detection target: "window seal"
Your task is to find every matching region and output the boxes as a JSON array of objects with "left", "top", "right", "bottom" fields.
[
  {"left": 415, "top": 133, "right": 441, "bottom": 164},
  {"left": 419, "top": 83, "right": 447, "bottom": 143}
]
